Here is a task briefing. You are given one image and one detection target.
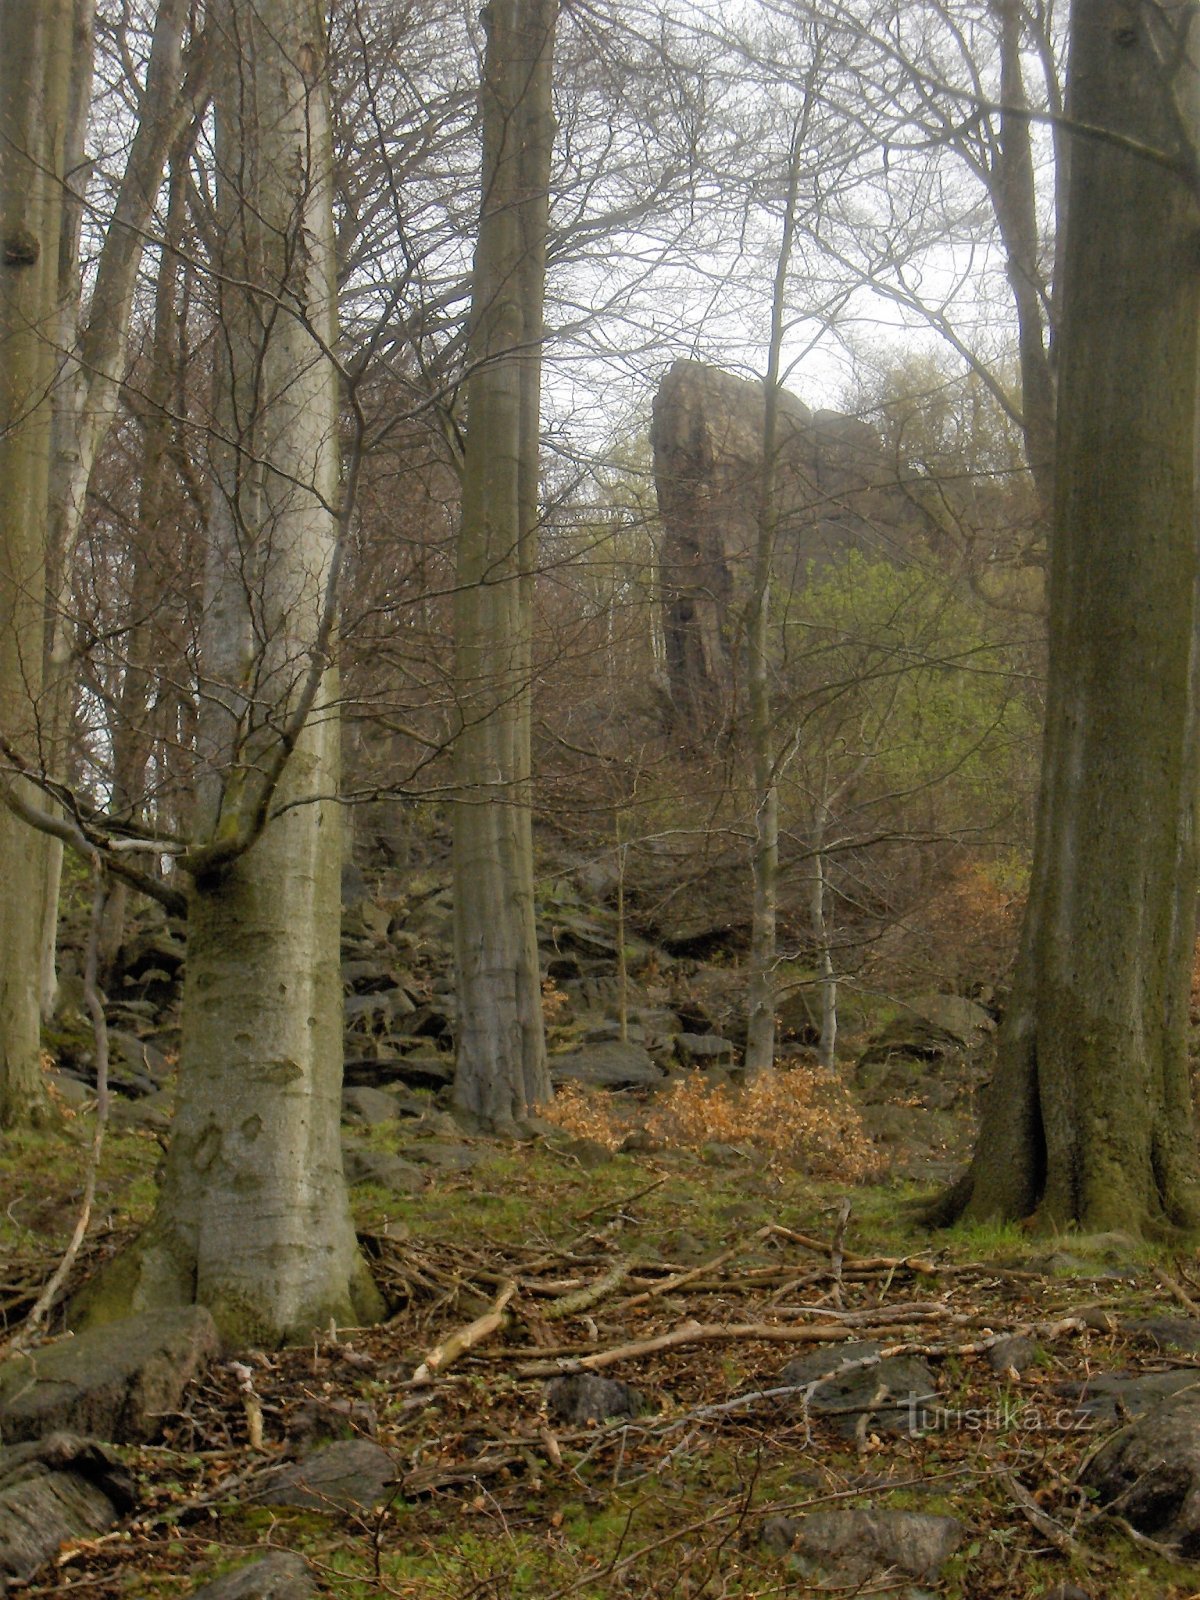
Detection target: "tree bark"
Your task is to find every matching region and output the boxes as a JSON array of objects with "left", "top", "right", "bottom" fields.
[
  {"left": 451, "top": 0, "right": 557, "bottom": 1131},
  {"left": 936, "top": 0, "right": 1200, "bottom": 1235},
  {"left": 82, "top": 0, "right": 381, "bottom": 1343},
  {"left": 0, "top": 0, "right": 75, "bottom": 1127}
]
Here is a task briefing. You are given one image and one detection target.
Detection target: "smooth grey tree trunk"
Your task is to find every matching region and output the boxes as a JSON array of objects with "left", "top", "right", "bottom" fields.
[
  {"left": 451, "top": 0, "right": 557, "bottom": 1131},
  {"left": 82, "top": 0, "right": 381, "bottom": 1343},
  {"left": 0, "top": 0, "right": 74, "bottom": 1127},
  {"left": 935, "top": 0, "right": 1200, "bottom": 1235}
]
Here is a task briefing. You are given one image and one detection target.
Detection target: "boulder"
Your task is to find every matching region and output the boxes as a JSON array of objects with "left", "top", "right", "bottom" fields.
[
  {"left": 545, "top": 1375, "right": 642, "bottom": 1425},
  {"left": 675, "top": 1033, "right": 735, "bottom": 1065},
  {"left": 0, "top": 1434, "right": 135, "bottom": 1587},
  {"left": 254, "top": 1440, "right": 396, "bottom": 1512},
  {"left": 1082, "top": 1388, "right": 1200, "bottom": 1553},
  {"left": 761, "top": 1508, "right": 963, "bottom": 1583},
  {"left": 189, "top": 1552, "right": 316, "bottom": 1600},
  {"left": 550, "top": 1040, "right": 665, "bottom": 1090},
  {"left": 341, "top": 1146, "right": 424, "bottom": 1192},
  {"left": 0, "top": 1307, "right": 219, "bottom": 1445},
  {"left": 341, "top": 1086, "right": 404, "bottom": 1125},
  {"left": 777, "top": 1342, "right": 939, "bottom": 1437},
  {"left": 343, "top": 1053, "right": 453, "bottom": 1091},
  {"left": 1063, "top": 1367, "right": 1200, "bottom": 1425}
]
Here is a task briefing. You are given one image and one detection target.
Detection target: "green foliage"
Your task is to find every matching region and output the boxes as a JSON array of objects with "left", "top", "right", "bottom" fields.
[{"left": 777, "top": 549, "right": 1038, "bottom": 833}]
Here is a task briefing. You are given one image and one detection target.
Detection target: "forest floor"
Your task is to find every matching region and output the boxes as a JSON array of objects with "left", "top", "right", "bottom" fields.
[{"left": 4, "top": 1068, "right": 1200, "bottom": 1600}]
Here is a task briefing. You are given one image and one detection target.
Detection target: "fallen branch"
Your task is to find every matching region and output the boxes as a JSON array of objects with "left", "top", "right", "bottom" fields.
[{"left": 410, "top": 1279, "right": 517, "bottom": 1384}]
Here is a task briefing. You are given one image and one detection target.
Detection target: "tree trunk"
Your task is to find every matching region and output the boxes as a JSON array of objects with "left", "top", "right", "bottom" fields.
[
  {"left": 988, "top": 0, "right": 1057, "bottom": 511},
  {"left": 0, "top": 0, "right": 74, "bottom": 1127},
  {"left": 745, "top": 122, "right": 805, "bottom": 1077},
  {"left": 451, "top": 0, "right": 557, "bottom": 1131},
  {"left": 83, "top": 0, "right": 381, "bottom": 1343},
  {"left": 936, "top": 0, "right": 1200, "bottom": 1235}
]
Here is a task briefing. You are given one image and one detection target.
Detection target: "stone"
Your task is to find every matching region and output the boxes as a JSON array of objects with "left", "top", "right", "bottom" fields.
[
  {"left": 550, "top": 1040, "right": 664, "bottom": 1090},
  {"left": 652, "top": 359, "right": 926, "bottom": 730},
  {"left": 343, "top": 1053, "right": 454, "bottom": 1092},
  {"left": 341, "top": 1146, "right": 424, "bottom": 1193},
  {"left": 904, "top": 992, "right": 995, "bottom": 1046},
  {"left": 394, "top": 1142, "right": 481, "bottom": 1173},
  {"left": 188, "top": 1551, "right": 316, "bottom": 1600},
  {"left": 1125, "top": 1316, "right": 1200, "bottom": 1353},
  {"left": 254, "top": 1439, "right": 395, "bottom": 1512},
  {"left": 0, "top": 1434, "right": 135, "bottom": 1587},
  {"left": 1060, "top": 1367, "right": 1200, "bottom": 1424},
  {"left": 341, "top": 1086, "right": 403, "bottom": 1125},
  {"left": 1082, "top": 1389, "right": 1200, "bottom": 1553},
  {"left": 545, "top": 1374, "right": 642, "bottom": 1425},
  {"left": 985, "top": 1335, "right": 1039, "bottom": 1374},
  {"left": 675, "top": 1033, "right": 735, "bottom": 1064},
  {"left": 777, "top": 1342, "right": 939, "bottom": 1436},
  {"left": 0, "top": 1307, "right": 220, "bottom": 1445},
  {"left": 760, "top": 1508, "right": 963, "bottom": 1582}
]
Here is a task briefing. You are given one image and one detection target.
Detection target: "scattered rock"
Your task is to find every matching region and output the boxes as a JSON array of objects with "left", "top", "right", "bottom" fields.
[
  {"left": 0, "top": 1307, "right": 219, "bottom": 1445},
  {"left": 777, "top": 1343, "right": 939, "bottom": 1436},
  {"left": 1125, "top": 1316, "right": 1200, "bottom": 1353},
  {"left": 0, "top": 1434, "right": 135, "bottom": 1588},
  {"left": 289, "top": 1396, "right": 378, "bottom": 1445},
  {"left": 674, "top": 1033, "right": 735, "bottom": 1065},
  {"left": 254, "top": 1440, "right": 396, "bottom": 1512},
  {"left": 550, "top": 1040, "right": 665, "bottom": 1090},
  {"left": 341, "top": 1146, "right": 424, "bottom": 1192},
  {"left": 760, "top": 1507, "right": 963, "bottom": 1582},
  {"left": 985, "top": 1335, "right": 1039, "bottom": 1375},
  {"left": 188, "top": 1552, "right": 317, "bottom": 1599},
  {"left": 341, "top": 1086, "right": 404, "bottom": 1125},
  {"left": 1082, "top": 1388, "right": 1200, "bottom": 1553},
  {"left": 545, "top": 1374, "right": 642, "bottom": 1425},
  {"left": 1062, "top": 1368, "right": 1200, "bottom": 1424},
  {"left": 617, "top": 1129, "right": 663, "bottom": 1154},
  {"left": 394, "top": 1142, "right": 481, "bottom": 1173},
  {"left": 343, "top": 1054, "right": 454, "bottom": 1092}
]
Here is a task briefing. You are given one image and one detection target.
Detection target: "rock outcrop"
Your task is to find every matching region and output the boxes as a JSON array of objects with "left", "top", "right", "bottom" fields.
[{"left": 651, "top": 359, "right": 932, "bottom": 731}]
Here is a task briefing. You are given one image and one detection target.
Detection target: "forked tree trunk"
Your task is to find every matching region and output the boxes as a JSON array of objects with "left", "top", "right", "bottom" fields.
[
  {"left": 0, "top": 0, "right": 74, "bottom": 1127},
  {"left": 83, "top": 0, "right": 381, "bottom": 1343},
  {"left": 935, "top": 0, "right": 1200, "bottom": 1235},
  {"left": 452, "top": 0, "right": 557, "bottom": 1131}
]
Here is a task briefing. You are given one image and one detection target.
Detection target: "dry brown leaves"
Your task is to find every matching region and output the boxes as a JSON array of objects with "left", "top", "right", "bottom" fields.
[{"left": 543, "top": 1069, "right": 884, "bottom": 1181}]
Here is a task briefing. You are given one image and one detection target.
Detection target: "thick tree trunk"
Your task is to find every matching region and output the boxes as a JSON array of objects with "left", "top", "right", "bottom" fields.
[
  {"left": 0, "top": 0, "right": 74, "bottom": 1127},
  {"left": 937, "top": 0, "right": 1200, "bottom": 1235},
  {"left": 83, "top": 0, "right": 381, "bottom": 1343},
  {"left": 452, "top": 0, "right": 557, "bottom": 1131}
]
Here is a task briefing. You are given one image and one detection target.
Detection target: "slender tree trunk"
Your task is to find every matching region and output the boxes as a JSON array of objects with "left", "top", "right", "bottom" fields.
[
  {"left": 0, "top": 0, "right": 74, "bottom": 1127},
  {"left": 98, "top": 147, "right": 192, "bottom": 977},
  {"left": 989, "top": 0, "right": 1057, "bottom": 511},
  {"left": 36, "top": 0, "right": 93, "bottom": 1022},
  {"left": 452, "top": 0, "right": 557, "bottom": 1131},
  {"left": 38, "top": 0, "right": 198, "bottom": 1018},
  {"left": 935, "top": 0, "right": 1200, "bottom": 1235},
  {"left": 810, "top": 801, "right": 837, "bottom": 1074},
  {"left": 744, "top": 123, "right": 805, "bottom": 1077},
  {"left": 83, "top": 0, "right": 381, "bottom": 1343}
]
